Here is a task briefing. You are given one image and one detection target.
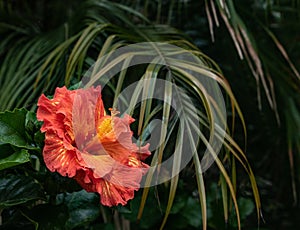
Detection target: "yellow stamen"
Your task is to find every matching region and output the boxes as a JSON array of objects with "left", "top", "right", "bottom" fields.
[
  {"left": 97, "top": 118, "right": 113, "bottom": 139},
  {"left": 97, "top": 108, "right": 119, "bottom": 140}
]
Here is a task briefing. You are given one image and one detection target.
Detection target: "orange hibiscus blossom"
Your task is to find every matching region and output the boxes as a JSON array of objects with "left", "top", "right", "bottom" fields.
[{"left": 37, "top": 86, "right": 150, "bottom": 206}]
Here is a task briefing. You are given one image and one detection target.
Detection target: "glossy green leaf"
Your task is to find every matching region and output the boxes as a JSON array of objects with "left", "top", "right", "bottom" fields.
[
  {"left": 0, "top": 109, "right": 36, "bottom": 150},
  {"left": 64, "top": 190, "right": 100, "bottom": 229},
  {"left": 0, "top": 174, "right": 45, "bottom": 208},
  {"left": 0, "top": 149, "right": 30, "bottom": 170},
  {"left": 0, "top": 143, "right": 14, "bottom": 159}
]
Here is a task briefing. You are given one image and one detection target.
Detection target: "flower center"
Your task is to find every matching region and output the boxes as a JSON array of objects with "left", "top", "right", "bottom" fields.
[
  {"left": 96, "top": 108, "right": 120, "bottom": 140},
  {"left": 97, "top": 117, "right": 113, "bottom": 140}
]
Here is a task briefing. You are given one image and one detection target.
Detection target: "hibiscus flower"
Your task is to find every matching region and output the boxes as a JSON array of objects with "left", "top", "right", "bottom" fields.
[{"left": 37, "top": 86, "right": 150, "bottom": 206}]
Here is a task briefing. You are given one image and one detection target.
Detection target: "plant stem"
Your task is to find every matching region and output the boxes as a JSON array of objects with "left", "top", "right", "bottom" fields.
[
  {"left": 100, "top": 205, "right": 108, "bottom": 223},
  {"left": 121, "top": 216, "right": 130, "bottom": 230},
  {"left": 0, "top": 208, "right": 2, "bottom": 225},
  {"left": 113, "top": 211, "right": 121, "bottom": 230}
]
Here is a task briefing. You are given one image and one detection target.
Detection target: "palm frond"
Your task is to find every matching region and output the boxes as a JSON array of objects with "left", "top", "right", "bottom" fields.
[
  {"left": 0, "top": 0, "right": 262, "bottom": 228},
  {"left": 79, "top": 41, "right": 261, "bottom": 229}
]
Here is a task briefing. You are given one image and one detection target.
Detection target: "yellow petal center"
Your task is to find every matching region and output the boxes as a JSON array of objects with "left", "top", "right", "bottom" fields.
[
  {"left": 97, "top": 117, "right": 113, "bottom": 140},
  {"left": 97, "top": 108, "right": 119, "bottom": 140}
]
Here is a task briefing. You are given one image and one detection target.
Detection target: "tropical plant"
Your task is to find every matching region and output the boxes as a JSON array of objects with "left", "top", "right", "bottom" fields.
[
  {"left": 164, "top": 0, "right": 300, "bottom": 228},
  {"left": 2, "top": 0, "right": 298, "bottom": 229}
]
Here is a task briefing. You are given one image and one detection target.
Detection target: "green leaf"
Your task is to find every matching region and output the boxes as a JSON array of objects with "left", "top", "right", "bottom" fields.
[
  {"left": 0, "top": 209, "right": 38, "bottom": 229},
  {"left": 181, "top": 197, "right": 202, "bottom": 228},
  {"left": 25, "top": 111, "right": 38, "bottom": 132},
  {"left": 25, "top": 110, "right": 41, "bottom": 134},
  {"left": 0, "top": 174, "right": 45, "bottom": 208},
  {"left": 238, "top": 197, "right": 255, "bottom": 220},
  {"left": 169, "top": 193, "right": 188, "bottom": 214},
  {"left": 0, "top": 143, "right": 14, "bottom": 159},
  {"left": 0, "top": 149, "right": 30, "bottom": 170},
  {"left": 64, "top": 190, "right": 100, "bottom": 229},
  {"left": 0, "top": 109, "right": 36, "bottom": 150}
]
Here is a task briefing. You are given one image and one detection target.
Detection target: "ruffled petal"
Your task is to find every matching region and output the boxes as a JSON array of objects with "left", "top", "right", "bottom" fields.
[
  {"left": 37, "top": 94, "right": 65, "bottom": 137},
  {"left": 96, "top": 179, "right": 135, "bottom": 206},
  {"left": 76, "top": 144, "right": 149, "bottom": 206},
  {"left": 43, "top": 130, "right": 82, "bottom": 177},
  {"left": 74, "top": 159, "right": 146, "bottom": 207}
]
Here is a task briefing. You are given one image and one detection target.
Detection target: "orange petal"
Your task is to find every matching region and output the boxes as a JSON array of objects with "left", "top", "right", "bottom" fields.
[
  {"left": 96, "top": 179, "right": 135, "bottom": 206},
  {"left": 43, "top": 130, "right": 82, "bottom": 177},
  {"left": 37, "top": 87, "right": 75, "bottom": 140},
  {"left": 74, "top": 164, "right": 144, "bottom": 206}
]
